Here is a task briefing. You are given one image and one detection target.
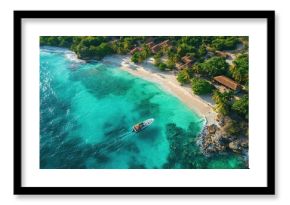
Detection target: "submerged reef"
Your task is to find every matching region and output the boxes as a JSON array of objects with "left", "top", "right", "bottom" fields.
[{"left": 163, "top": 123, "right": 248, "bottom": 169}]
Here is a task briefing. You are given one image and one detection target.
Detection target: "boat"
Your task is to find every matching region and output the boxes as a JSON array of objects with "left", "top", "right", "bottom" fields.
[{"left": 132, "top": 118, "right": 154, "bottom": 133}]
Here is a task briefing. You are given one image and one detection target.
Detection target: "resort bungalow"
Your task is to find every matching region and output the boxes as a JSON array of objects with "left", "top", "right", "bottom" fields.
[
  {"left": 176, "top": 55, "right": 195, "bottom": 71},
  {"left": 130, "top": 47, "right": 142, "bottom": 55},
  {"left": 151, "top": 40, "right": 170, "bottom": 53},
  {"left": 146, "top": 41, "right": 155, "bottom": 48},
  {"left": 176, "top": 62, "right": 192, "bottom": 71},
  {"left": 213, "top": 75, "right": 240, "bottom": 91},
  {"left": 181, "top": 55, "right": 195, "bottom": 64}
]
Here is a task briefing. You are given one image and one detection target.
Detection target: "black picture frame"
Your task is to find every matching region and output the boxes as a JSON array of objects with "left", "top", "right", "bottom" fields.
[{"left": 14, "top": 10, "right": 275, "bottom": 195}]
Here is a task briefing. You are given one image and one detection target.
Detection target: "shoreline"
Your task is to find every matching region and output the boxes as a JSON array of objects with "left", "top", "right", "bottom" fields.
[{"left": 102, "top": 55, "right": 218, "bottom": 126}]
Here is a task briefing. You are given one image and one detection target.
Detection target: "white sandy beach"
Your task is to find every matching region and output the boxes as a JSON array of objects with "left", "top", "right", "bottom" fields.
[{"left": 102, "top": 55, "right": 218, "bottom": 125}]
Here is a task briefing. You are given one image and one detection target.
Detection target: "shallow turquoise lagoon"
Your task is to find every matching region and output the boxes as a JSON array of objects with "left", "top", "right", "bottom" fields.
[{"left": 40, "top": 47, "right": 245, "bottom": 169}]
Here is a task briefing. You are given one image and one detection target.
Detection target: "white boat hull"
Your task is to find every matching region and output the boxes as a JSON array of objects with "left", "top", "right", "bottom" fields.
[{"left": 132, "top": 118, "right": 154, "bottom": 132}]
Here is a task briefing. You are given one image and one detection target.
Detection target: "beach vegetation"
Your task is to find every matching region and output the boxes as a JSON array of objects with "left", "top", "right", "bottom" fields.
[
  {"left": 177, "top": 69, "right": 191, "bottom": 84},
  {"left": 166, "top": 59, "right": 175, "bottom": 70},
  {"left": 153, "top": 52, "right": 162, "bottom": 66},
  {"left": 199, "top": 56, "right": 228, "bottom": 77},
  {"left": 191, "top": 64, "right": 202, "bottom": 74},
  {"left": 131, "top": 51, "right": 141, "bottom": 63},
  {"left": 191, "top": 78, "right": 214, "bottom": 95},
  {"left": 212, "top": 90, "right": 234, "bottom": 115},
  {"left": 166, "top": 58, "right": 175, "bottom": 70},
  {"left": 230, "top": 54, "right": 249, "bottom": 84},
  {"left": 140, "top": 44, "right": 152, "bottom": 59},
  {"left": 158, "top": 62, "right": 167, "bottom": 71},
  {"left": 75, "top": 41, "right": 114, "bottom": 60},
  {"left": 210, "top": 36, "right": 240, "bottom": 51},
  {"left": 197, "top": 44, "right": 207, "bottom": 58},
  {"left": 232, "top": 95, "right": 249, "bottom": 119}
]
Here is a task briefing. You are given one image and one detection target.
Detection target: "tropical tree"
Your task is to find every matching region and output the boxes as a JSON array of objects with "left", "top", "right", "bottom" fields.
[
  {"left": 232, "top": 95, "right": 249, "bottom": 119},
  {"left": 158, "top": 63, "right": 167, "bottom": 71},
  {"left": 199, "top": 56, "right": 228, "bottom": 77},
  {"left": 166, "top": 59, "right": 175, "bottom": 70},
  {"left": 177, "top": 69, "right": 191, "bottom": 84},
  {"left": 197, "top": 44, "right": 207, "bottom": 58},
  {"left": 191, "top": 78, "right": 213, "bottom": 95},
  {"left": 140, "top": 44, "right": 151, "bottom": 60},
  {"left": 131, "top": 51, "right": 141, "bottom": 63},
  {"left": 212, "top": 90, "right": 233, "bottom": 115},
  {"left": 230, "top": 54, "right": 248, "bottom": 84},
  {"left": 192, "top": 64, "right": 202, "bottom": 74},
  {"left": 211, "top": 37, "right": 240, "bottom": 51},
  {"left": 153, "top": 55, "right": 161, "bottom": 66}
]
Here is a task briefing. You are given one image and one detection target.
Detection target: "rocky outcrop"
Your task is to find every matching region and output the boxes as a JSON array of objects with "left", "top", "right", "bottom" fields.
[
  {"left": 199, "top": 123, "right": 248, "bottom": 155},
  {"left": 228, "top": 138, "right": 248, "bottom": 153}
]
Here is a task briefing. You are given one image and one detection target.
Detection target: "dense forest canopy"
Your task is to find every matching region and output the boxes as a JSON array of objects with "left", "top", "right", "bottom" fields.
[{"left": 40, "top": 36, "right": 244, "bottom": 60}]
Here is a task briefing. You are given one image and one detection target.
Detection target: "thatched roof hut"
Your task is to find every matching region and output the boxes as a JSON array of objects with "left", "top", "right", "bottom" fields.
[{"left": 213, "top": 75, "right": 240, "bottom": 90}]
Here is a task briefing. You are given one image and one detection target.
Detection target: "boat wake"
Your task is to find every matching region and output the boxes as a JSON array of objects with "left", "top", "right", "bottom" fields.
[
  {"left": 95, "top": 130, "right": 135, "bottom": 155},
  {"left": 95, "top": 119, "right": 154, "bottom": 155}
]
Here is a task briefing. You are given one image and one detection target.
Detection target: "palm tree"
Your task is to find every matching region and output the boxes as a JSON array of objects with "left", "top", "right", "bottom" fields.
[{"left": 212, "top": 90, "right": 233, "bottom": 115}]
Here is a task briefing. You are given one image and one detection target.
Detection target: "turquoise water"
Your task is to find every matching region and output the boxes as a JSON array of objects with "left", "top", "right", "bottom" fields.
[{"left": 40, "top": 47, "right": 246, "bottom": 169}]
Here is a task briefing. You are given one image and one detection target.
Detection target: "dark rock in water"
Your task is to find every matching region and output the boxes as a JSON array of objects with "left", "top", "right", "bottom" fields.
[
  {"left": 207, "top": 124, "right": 217, "bottom": 134},
  {"left": 228, "top": 141, "right": 241, "bottom": 153},
  {"left": 198, "top": 122, "right": 248, "bottom": 157},
  {"left": 228, "top": 138, "right": 249, "bottom": 153}
]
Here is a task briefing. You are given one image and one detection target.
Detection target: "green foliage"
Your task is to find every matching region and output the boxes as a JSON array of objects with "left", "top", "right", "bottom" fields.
[
  {"left": 166, "top": 59, "right": 176, "bottom": 70},
  {"left": 232, "top": 95, "right": 249, "bottom": 119},
  {"left": 180, "top": 36, "right": 203, "bottom": 47},
  {"left": 110, "top": 40, "right": 122, "bottom": 54},
  {"left": 140, "top": 44, "right": 152, "bottom": 59},
  {"left": 39, "top": 36, "right": 246, "bottom": 73},
  {"left": 210, "top": 37, "right": 240, "bottom": 51},
  {"left": 158, "top": 63, "right": 167, "bottom": 71},
  {"left": 177, "top": 69, "right": 191, "bottom": 84},
  {"left": 131, "top": 49, "right": 150, "bottom": 64},
  {"left": 131, "top": 51, "right": 140, "bottom": 63},
  {"left": 197, "top": 44, "right": 207, "bottom": 58},
  {"left": 176, "top": 43, "right": 196, "bottom": 57},
  {"left": 75, "top": 41, "right": 113, "bottom": 60},
  {"left": 40, "top": 36, "right": 74, "bottom": 48},
  {"left": 153, "top": 52, "right": 163, "bottom": 66},
  {"left": 212, "top": 90, "right": 234, "bottom": 115},
  {"left": 230, "top": 54, "right": 249, "bottom": 84},
  {"left": 153, "top": 58, "right": 161, "bottom": 67},
  {"left": 192, "top": 64, "right": 202, "bottom": 74},
  {"left": 191, "top": 78, "right": 213, "bottom": 95},
  {"left": 167, "top": 50, "right": 180, "bottom": 64},
  {"left": 199, "top": 56, "right": 228, "bottom": 77}
]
